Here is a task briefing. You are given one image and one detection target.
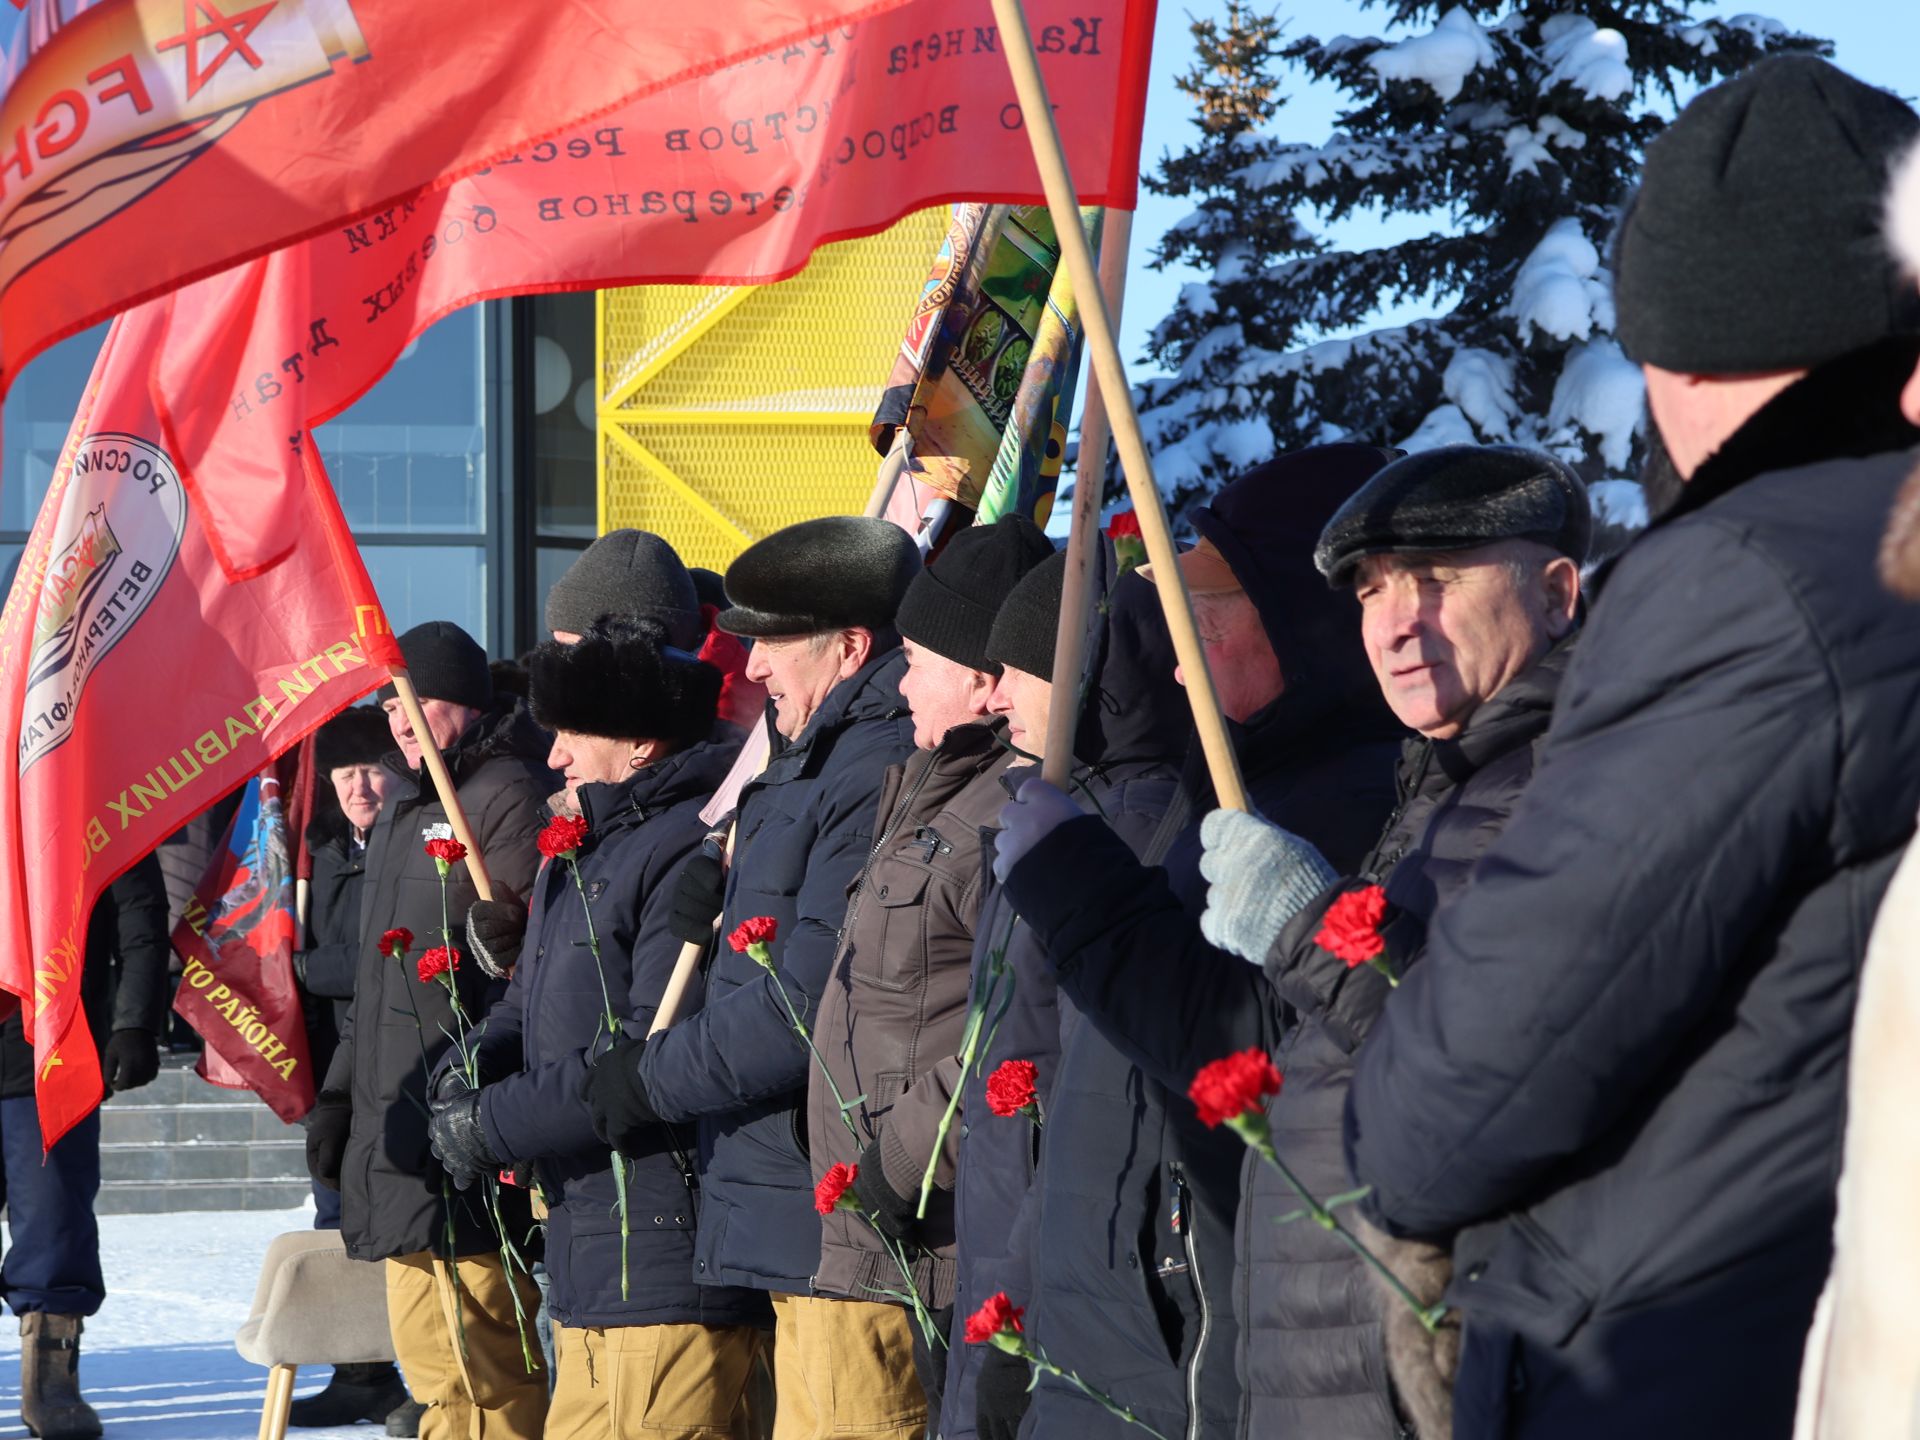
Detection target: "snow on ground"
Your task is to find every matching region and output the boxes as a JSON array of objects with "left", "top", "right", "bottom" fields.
[{"left": 0, "top": 1206, "right": 374, "bottom": 1439}]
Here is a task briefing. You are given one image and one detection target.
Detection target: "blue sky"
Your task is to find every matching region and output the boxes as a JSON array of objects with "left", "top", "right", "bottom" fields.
[{"left": 1117, "top": 0, "right": 1920, "bottom": 378}]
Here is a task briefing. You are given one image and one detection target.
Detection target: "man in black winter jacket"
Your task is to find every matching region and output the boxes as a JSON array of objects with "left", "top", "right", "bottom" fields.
[
  {"left": 1, "top": 852, "right": 169, "bottom": 1440},
  {"left": 990, "top": 446, "right": 1404, "bottom": 1440},
  {"left": 307, "top": 621, "right": 554, "bottom": 1440},
  {"left": 585, "top": 517, "right": 923, "bottom": 1436},
  {"left": 1346, "top": 56, "right": 1920, "bottom": 1440}
]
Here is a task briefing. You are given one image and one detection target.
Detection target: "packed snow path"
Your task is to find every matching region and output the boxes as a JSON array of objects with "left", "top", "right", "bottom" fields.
[{"left": 0, "top": 1206, "right": 380, "bottom": 1439}]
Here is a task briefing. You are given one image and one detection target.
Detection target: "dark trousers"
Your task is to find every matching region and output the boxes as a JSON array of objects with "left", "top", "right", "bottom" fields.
[
  {"left": 0, "top": 1098, "right": 104, "bottom": 1316},
  {"left": 312, "top": 1179, "right": 342, "bottom": 1230}
]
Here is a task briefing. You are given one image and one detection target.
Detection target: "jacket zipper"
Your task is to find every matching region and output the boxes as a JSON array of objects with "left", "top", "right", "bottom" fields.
[
  {"left": 837, "top": 749, "right": 938, "bottom": 945},
  {"left": 1369, "top": 741, "right": 1434, "bottom": 880},
  {"left": 1170, "top": 1160, "right": 1210, "bottom": 1440}
]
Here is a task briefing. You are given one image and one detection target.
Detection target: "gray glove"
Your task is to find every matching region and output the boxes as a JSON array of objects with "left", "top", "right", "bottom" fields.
[
  {"left": 992, "top": 778, "right": 1084, "bottom": 884},
  {"left": 1198, "top": 808, "right": 1339, "bottom": 963}
]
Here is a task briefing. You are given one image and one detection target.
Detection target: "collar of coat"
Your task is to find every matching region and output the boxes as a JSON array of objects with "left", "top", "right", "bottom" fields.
[
  {"left": 1402, "top": 634, "right": 1574, "bottom": 798},
  {"left": 573, "top": 731, "right": 746, "bottom": 839},
  {"left": 1653, "top": 335, "right": 1920, "bottom": 530},
  {"left": 759, "top": 646, "right": 910, "bottom": 782},
  {"left": 380, "top": 695, "right": 551, "bottom": 795}
]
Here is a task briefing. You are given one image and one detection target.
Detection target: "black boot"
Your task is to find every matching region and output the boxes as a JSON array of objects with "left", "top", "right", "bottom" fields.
[
  {"left": 19, "top": 1314, "right": 102, "bottom": 1440},
  {"left": 287, "top": 1361, "right": 408, "bottom": 1428},
  {"left": 385, "top": 1397, "right": 427, "bottom": 1437}
]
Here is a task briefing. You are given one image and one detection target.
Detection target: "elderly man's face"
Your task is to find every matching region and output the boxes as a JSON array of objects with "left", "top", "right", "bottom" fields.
[
  {"left": 743, "top": 628, "right": 872, "bottom": 740},
  {"left": 1356, "top": 543, "right": 1580, "bottom": 739},
  {"left": 897, "top": 639, "right": 994, "bottom": 750},
  {"left": 1174, "top": 589, "right": 1285, "bottom": 724}
]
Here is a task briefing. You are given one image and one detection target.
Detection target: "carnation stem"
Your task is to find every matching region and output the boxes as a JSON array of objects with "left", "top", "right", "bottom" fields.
[
  {"left": 918, "top": 907, "right": 1020, "bottom": 1219},
  {"left": 567, "top": 854, "right": 631, "bottom": 1302},
  {"left": 1244, "top": 1131, "right": 1445, "bottom": 1333},
  {"left": 1010, "top": 1338, "right": 1169, "bottom": 1440}
]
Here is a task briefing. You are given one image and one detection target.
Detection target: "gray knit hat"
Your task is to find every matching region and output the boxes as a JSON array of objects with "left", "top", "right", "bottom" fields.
[
  {"left": 545, "top": 529, "right": 702, "bottom": 650},
  {"left": 1613, "top": 54, "right": 1920, "bottom": 373}
]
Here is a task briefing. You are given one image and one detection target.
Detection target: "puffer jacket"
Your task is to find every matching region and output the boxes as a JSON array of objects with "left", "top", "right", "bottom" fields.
[
  {"left": 810, "top": 716, "right": 1015, "bottom": 1307},
  {"left": 468, "top": 737, "right": 768, "bottom": 1331},
  {"left": 636, "top": 648, "right": 917, "bottom": 1294},
  {"left": 940, "top": 565, "right": 1192, "bottom": 1440},
  {"left": 324, "top": 697, "right": 554, "bottom": 1263},
  {"left": 1347, "top": 338, "right": 1920, "bottom": 1439},
  {"left": 999, "top": 448, "right": 1408, "bottom": 1440}
]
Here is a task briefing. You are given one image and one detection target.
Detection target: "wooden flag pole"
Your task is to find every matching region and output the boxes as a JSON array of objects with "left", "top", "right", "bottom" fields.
[
  {"left": 1041, "top": 207, "right": 1133, "bottom": 788},
  {"left": 865, "top": 427, "right": 914, "bottom": 519},
  {"left": 989, "top": 0, "right": 1249, "bottom": 811},
  {"left": 388, "top": 665, "right": 495, "bottom": 902}
]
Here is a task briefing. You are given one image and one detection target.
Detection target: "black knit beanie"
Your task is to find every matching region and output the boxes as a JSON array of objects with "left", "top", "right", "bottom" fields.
[
  {"left": 987, "top": 548, "right": 1068, "bottom": 679},
  {"left": 1613, "top": 54, "right": 1920, "bottom": 373},
  {"left": 896, "top": 516, "right": 1055, "bottom": 671},
  {"left": 545, "top": 529, "right": 702, "bottom": 649},
  {"left": 379, "top": 621, "right": 492, "bottom": 710}
]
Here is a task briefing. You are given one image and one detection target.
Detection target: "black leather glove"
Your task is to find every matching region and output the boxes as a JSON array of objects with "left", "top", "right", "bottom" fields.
[
  {"left": 427, "top": 1089, "right": 500, "bottom": 1191},
  {"left": 586, "top": 1034, "right": 664, "bottom": 1154},
  {"left": 851, "top": 1139, "right": 923, "bottom": 1247},
  {"left": 667, "top": 852, "right": 727, "bottom": 944},
  {"left": 306, "top": 1090, "right": 351, "bottom": 1190},
  {"left": 465, "top": 898, "right": 530, "bottom": 980},
  {"left": 102, "top": 1028, "right": 160, "bottom": 1093},
  {"left": 976, "top": 1342, "right": 1035, "bottom": 1440},
  {"left": 291, "top": 950, "right": 309, "bottom": 986}
]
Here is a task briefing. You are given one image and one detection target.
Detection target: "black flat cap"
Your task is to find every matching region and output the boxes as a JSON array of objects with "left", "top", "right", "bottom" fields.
[
  {"left": 1314, "top": 445, "right": 1591, "bottom": 587},
  {"left": 1614, "top": 54, "right": 1920, "bottom": 373},
  {"left": 715, "top": 516, "right": 921, "bottom": 638}
]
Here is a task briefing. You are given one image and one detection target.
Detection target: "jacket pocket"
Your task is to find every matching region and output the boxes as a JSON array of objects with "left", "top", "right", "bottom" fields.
[
  {"left": 849, "top": 857, "right": 933, "bottom": 993},
  {"left": 1447, "top": 1215, "right": 1596, "bottom": 1347}
]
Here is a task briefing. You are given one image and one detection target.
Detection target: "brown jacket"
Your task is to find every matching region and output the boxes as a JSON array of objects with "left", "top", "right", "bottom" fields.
[{"left": 808, "top": 717, "right": 1014, "bottom": 1305}]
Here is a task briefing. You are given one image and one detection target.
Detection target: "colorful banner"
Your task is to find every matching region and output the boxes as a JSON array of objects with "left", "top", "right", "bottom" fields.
[
  {"left": 172, "top": 773, "right": 316, "bottom": 1123},
  {"left": 0, "top": 298, "right": 400, "bottom": 1146},
  {"left": 0, "top": 0, "right": 1154, "bottom": 453},
  {"left": 868, "top": 203, "right": 1100, "bottom": 522}
]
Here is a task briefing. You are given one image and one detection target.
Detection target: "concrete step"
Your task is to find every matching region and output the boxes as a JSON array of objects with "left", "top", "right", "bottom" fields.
[
  {"left": 93, "top": 1177, "right": 313, "bottom": 1216},
  {"left": 88, "top": 1052, "right": 314, "bottom": 1213}
]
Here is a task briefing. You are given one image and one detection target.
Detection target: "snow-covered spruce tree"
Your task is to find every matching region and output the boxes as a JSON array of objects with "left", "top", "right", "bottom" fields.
[{"left": 1138, "top": 3, "right": 1829, "bottom": 539}]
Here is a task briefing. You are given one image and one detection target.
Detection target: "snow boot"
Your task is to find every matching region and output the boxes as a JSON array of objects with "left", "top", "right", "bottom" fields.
[
  {"left": 19, "top": 1313, "right": 102, "bottom": 1440},
  {"left": 286, "top": 1361, "right": 407, "bottom": 1428},
  {"left": 385, "top": 1397, "right": 427, "bottom": 1436}
]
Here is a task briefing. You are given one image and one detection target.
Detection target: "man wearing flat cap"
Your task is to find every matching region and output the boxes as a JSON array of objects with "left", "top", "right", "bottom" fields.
[
  {"left": 586, "top": 516, "right": 923, "bottom": 1435},
  {"left": 1343, "top": 56, "right": 1920, "bottom": 1438}
]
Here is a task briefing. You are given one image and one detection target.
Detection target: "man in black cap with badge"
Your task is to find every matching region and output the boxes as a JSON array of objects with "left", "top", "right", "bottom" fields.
[
  {"left": 1342, "top": 55, "right": 1920, "bottom": 1439},
  {"left": 306, "top": 620, "right": 555, "bottom": 1440},
  {"left": 586, "top": 516, "right": 922, "bottom": 1435}
]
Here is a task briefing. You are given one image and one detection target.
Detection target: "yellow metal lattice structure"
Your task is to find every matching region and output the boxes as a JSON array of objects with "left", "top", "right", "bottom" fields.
[{"left": 595, "top": 208, "right": 952, "bottom": 571}]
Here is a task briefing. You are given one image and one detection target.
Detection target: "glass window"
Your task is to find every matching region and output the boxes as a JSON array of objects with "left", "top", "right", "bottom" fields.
[
  {"left": 2, "top": 323, "right": 108, "bottom": 534},
  {"left": 529, "top": 293, "right": 597, "bottom": 539},
  {"left": 359, "top": 545, "right": 488, "bottom": 643},
  {"left": 316, "top": 306, "right": 488, "bottom": 535}
]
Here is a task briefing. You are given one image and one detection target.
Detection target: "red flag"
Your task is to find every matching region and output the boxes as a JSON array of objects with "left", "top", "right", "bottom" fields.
[
  {"left": 132, "top": 0, "right": 1154, "bottom": 572},
  {"left": 0, "top": 0, "right": 952, "bottom": 398},
  {"left": 0, "top": 300, "right": 400, "bottom": 1147},
  {"left": 171, "top": 772, "right": 316, "bottom": 1122}
]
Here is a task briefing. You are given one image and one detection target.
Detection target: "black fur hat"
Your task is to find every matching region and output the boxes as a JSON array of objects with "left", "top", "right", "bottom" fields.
[
  {"left": 530, "top": 616, "right": 720, "bottom": 747},
  {"left": 1314, "top": 445, "right": 1591, "bottom": 587},
  {"left": 314, "top": 706, "right": 393, "bottom": 774},
  {"left": 715, "top": 516, "right": 921, "bottom": 638}
]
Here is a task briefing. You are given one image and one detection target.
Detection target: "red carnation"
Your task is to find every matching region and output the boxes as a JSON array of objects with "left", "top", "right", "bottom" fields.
[
  {"left": 537, "top": 814, "right": 590, "bottom": 860},
  {"left": 1316, "top": 885, "right": 1389, "bottom": 967},
  {"left": 1189, "top": 1048, "right": 1282, "bottom": 1129},
  {"left": 424, "top": 837, "right": 468, "bottom": 868},
  {"left": 963, "top": 1291, "right": 1026, "bottom": 1346},
  {"left": 416, "top": 945, "right": 458, "bottom": 984},
  {"left": 985, "top": 1059, "right": 1040, "bottom": 1119},
  {"left": 1105, "top": 508, "right": 1142, "bottom": 539},
  {"left": 814, "top": 1162, "right": 859, "bottom": 1216},
  {"left": 379, "top": 927, "right": 414, "bottom": 959},
  {"left": 728, "top": 916, "right": 779, "bottom": 953}
]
